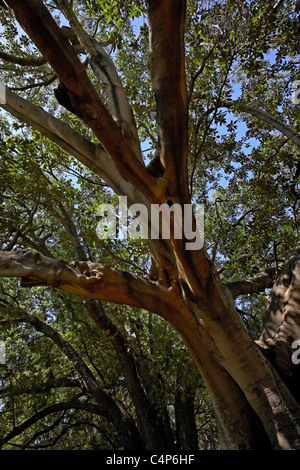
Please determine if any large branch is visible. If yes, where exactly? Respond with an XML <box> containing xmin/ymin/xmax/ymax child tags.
<box><xmin>0</xmin><ymin>250</ymin><xmax>174</xmax><ymax>315</ymax></box>
<box><xmin>224</xmin><ymin>101</ymin><xmax>300</xmax><ymax>150</ymax></box>
<box><xmin>147</xmin><ymin>0</ymin><xmax>189</xmax><ymax>201</ymax></box>
<box><xmin>0</xmin><ymin>398</ymin><xmax>107</xmax><ymax>448</ymax></box>
<box><xmin>0</xmin><ymin>50</ymin><xmax>46</xmax><ymax>66</ymax></box>
<box><xmin>0</xmin><ymin>86</ymin><xmax>147</xmax><ymax>204</ymax></box>
<box><xmin>0</xmin><ymin>88</ymin><xmax>175</xmax><ymax>278</ymax></box>
<box><xmin>54</xmin><ymin>0</ymin><xmax>143</xmax><ymax>162</ymax></box>
<box><xmin>5</xmin><ymin>0</ymin><xmax>161</xmax><ymax>203</ymax></box>
<box><xmin>226</xmin><ymin>268</ymin><xmax>277</xmax><ymax>299</ymax></box>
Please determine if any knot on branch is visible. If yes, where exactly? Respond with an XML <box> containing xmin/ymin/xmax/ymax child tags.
<box><xmin>69</xmin><ymin>261</ymin><xmax>103</xmax><ymax>283</ymax></box>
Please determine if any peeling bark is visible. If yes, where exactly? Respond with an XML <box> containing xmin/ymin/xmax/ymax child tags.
<box><xmin>258</xmin><ymin>238</ymin><xmax>300</xmax><ymax>403</ymax></box>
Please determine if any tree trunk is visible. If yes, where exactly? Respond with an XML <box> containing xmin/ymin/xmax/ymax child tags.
<box><xmin>175</xmin><ymin>364</ymin><xmax>199</xmax><ymax>450</ymax></box>
<box><xmin>258</xmin><ymin>237</ymin><xmax>300</xmax><ymax>405</ymax></box>
<box><xmin>171</xmin><ymin>279</ymin><xmax>300</xmax><ymax>449</ymax></box>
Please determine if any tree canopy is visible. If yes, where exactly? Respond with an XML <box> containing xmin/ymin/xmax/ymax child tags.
<box><xmin>0</xmin><ymin>0</ymin><xmax>300</xmax><ymax>450</ymax></box>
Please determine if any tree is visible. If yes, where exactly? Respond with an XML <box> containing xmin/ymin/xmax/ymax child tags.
<box><xmin>0</xmin><ymin>0</ymin><xmax>300</xmax><ymax>450</ymax></box>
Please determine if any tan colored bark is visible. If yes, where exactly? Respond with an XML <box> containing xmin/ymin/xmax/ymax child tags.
<box><xmin>258</xmin><ymin>238</ymin><xmax>300</xmax><ymax>387</ymax></box>
<box><xmin>5</xmin><ymin>0</ymin><xmax>162</xmax><ymax>203</ymax></box>
<box><xmin>0</xmin><ymin>309</ymin><xmax>144</xmax><ymax>450</ymax></box>
<box><xmin>147</xmin><ymin>0</ymin><xmax>189</xmax><ymax>201</ymax></box>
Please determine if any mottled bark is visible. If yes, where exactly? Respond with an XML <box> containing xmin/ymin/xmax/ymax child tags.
<box><xmin>258</xmin><ymin>238</ymin><xmax>300</xmax><ymax>403</ymax></box>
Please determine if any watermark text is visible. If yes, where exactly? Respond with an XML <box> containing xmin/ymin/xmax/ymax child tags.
<box><xmin>0</xmin><ymin>81</ymin><xmax>6</xmax><ymax>104</ymax></box>
<box><xmin>291</xmin><ymin>80</ymin><xmax>300</xmax><ymax>105</ymax></box>
<box><xmin>0</xmin><ymin>340</ymin><xmax>6</xmax><ymax>365</ymax></box>
<box><xmin>96</xmin><ymin>197</ymin><xmax>204</xmax><ymax>250</ymax></box>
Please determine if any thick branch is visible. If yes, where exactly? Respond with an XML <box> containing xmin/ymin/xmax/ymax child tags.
<box><xmin>0</xmin><ymin>250</ymin><xmax>174</xmax><ymax>316</ymax></box>
<box><xmin>226</xmin><ymin>268</ymin><xmax>277</xmax><ymax>299</ymax></box>
<box><xmin>0</xmin><ymin>50</ymin><xmax>46</xmax><ymax>66</ymax></box>
<box><xmin>6</xmin><ymin>0</ymin><xmax>160</xmax><ymax>202</ymax></box>
<box><xmin>147</xmin><ymin>0</ymin><xmax>189</xmax><ymax>200</ymax></box>
<box><xmin>224</xmin><ymin>101</ymin><xmax>300</xmax><ymax>150</ymax></box>
<box><xmin>0</xmin><ymin>398</ymin><xmax>116</xmax><ymax>448</ymax></box>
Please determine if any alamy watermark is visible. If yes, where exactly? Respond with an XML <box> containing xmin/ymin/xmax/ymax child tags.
<box><xmin>0</xmin><ymin>341</ymin><xmax>6</xmax><ymax>365</ymax></box>
<box><xmin>0</xmin><ymin>81</ymin><xmax>6</xmax><ymax>104</ymax></box>
<box><xmin>292</xmin><ymin>340</ymin><xmax>300</xmax><ymax>365</ymax></box>
<box><xmin>96</xmin><ymin>196</ymin><xmax>204</xmax><ymax>250</ymax></box>
<box><xmin>291</xmin><ymin>80</ymin><xmax>300</xmax><ymax>105</ymax></box>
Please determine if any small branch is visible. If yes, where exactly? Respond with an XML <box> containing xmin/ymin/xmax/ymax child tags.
<box><xmin>0</xmin><ymin>50</ymin><xmax>46</xmax><ymax>66</ymax></box>
<box><xmin>226</xmin><ymin>268</ymin><xmax>278</xmax><ymax>299</ymax></box>
<box><xmin>84</xmin><ymin>299</ymin><xmax>165</xmax><ymax>446</ymax></box>
<box><xmin>1</xmin><ymin>87</ymin><xmax>101</xmax><ymax>175</ymax></box>
<box><xmin>10</xmin><ymin>74</ymin><xmax>57</xmax><ymax>91</ymax></box>
<box><xmin>0</xmin><ymin>398</ymin><xmax>108</xmax><ymax>448</ymax></box>
<box><xmin>0</xmin><ymin>86</ymin><xmax>147</xmax><ymax>204</ymax></box>
<box><xmin>58</xmin><ymin>203</ymin><xmax>87</xmax><ymax>261</ymax></box>
<box><xmin>190</xmin><ymin>55</ymin><xmax>234</xmax><ymax>196</ymax></box>
<box><xmin>223</xmin><ymin>101</ymin><xmax>300</xmax><ymax>151</ymax></box>
<box><xmin>0</xmin><ymin>302</ymin><xmax>143</xmax><ymax>449</ymax></box>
